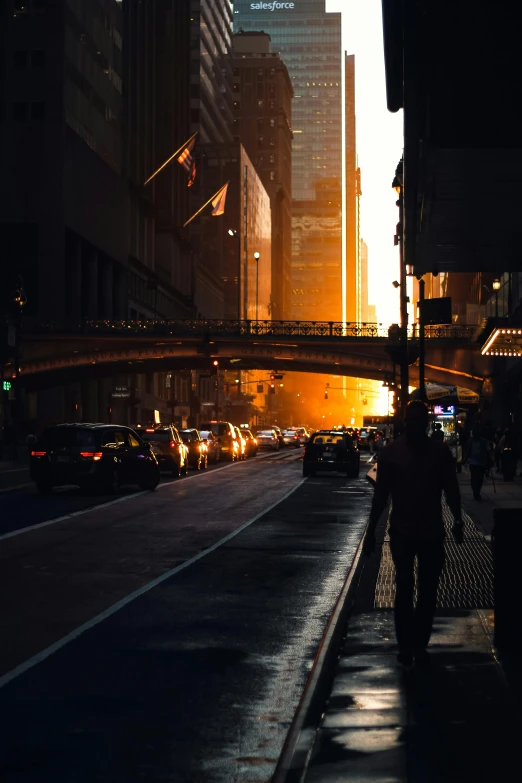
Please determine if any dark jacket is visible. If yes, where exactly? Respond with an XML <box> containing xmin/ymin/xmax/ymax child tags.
<box><xmin>369</xmin><ymin>434</ymin><xmax>461</xmax><ymax>539</ymax></box>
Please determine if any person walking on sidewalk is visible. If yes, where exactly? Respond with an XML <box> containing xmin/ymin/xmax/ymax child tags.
<box><xmin>465</xmin><ymin>424</ymin><xmax>493</xmax><ymax>499</ymax></box>
<box><xmin>362</xmin><ymin>400</ymin><xmax>463</xmax><ymax>667</ymax></box>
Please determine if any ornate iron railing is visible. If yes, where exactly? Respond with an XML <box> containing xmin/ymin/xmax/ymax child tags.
<box><xmin>33</xmin><ymin>319</ymin><xmax>478</xmax><ymax>341</ymax></box>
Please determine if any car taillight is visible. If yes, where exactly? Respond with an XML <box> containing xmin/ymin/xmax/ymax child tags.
<box><xmin>31</xmin><ymin>450</ymin><xmax>46</xmax><ymax>457</ymax></box>
<box><xmin>80</xmin><ymin>451</ymin><xmax>103</xmax><ymax>461</ymax></box>
<box><xmin>170</xmin><ymin>441</ymin><xmax>175</xmax><ymax>448</ymax></box>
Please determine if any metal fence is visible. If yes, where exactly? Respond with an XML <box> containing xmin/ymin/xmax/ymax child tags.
<box><xmin>34</xmin><ymin>319</ymin><xmax>478</xmax><ymax>341</ymax></box>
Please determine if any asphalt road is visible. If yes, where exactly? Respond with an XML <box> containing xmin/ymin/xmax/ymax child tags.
<box><xmin>0</xmin><ymin>451</ymin><xmax>373</xmax><ymax>783</ymax></box>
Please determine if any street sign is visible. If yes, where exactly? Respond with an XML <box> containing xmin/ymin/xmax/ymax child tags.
<box><xmin>112</xmin><ymin>385</ymin><xmax>130</xmax><ymax>398</ymax></box>
<box><xmin>273</xmin><ymin>374</ymin><xmax>283</xmax><ymax>380</ymax></box>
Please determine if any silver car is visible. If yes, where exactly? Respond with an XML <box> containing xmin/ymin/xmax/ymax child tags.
<box><xmin>256</xmin><ymin>430</ymin><xmax>280</xmax><ymax>450</ymax></box>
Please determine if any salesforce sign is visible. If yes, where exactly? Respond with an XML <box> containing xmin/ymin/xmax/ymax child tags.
<box><xmin>250</xmin><ymin>2</ymin><xmax>296</xmax><ymax>10</ymax></box>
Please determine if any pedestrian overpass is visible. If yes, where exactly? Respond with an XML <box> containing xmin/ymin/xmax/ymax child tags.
<box><xmin>14</xmin><ymin>319</ymin><xmax>488</xmax><ymax>393</ymax></box>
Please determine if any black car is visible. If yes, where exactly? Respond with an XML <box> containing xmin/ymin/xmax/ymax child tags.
<box><xmin>199</xmin><ymin>421</ymin><xmax>240</xmax><ymax>461</ymax></box>
<box><xmin>303</xmin><ymin>430</ymin><xmax>360</xmax><ymax>478</ymax></box>
<box><xmin>30</xmin><ymin>423</ymin><xmax>160</xmax><ymax>494</ymax></box>
<box><xmin>136</xmin><ymin>424</ymin><xmax>189</xmax><ymax>477</ymax></box>
<box><xmin>180</xmin><ymin>428</ymin><xmax>208</xmax><ymax>470</ymax></box>
<box><xmin>199</xmin><ymin>430</ymin><xmax>221</xmax><ymax>463</ymax></box>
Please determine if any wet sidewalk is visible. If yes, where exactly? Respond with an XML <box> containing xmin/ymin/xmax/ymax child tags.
<box><xmin>300</xmin><ymin>485</ymin><xmax>522</xmax><ymax>782</ymax></box>
<box><xmin>457</xmin><ymin>460</ymin><xmax>522</xmax><ymax>537</ymax></box>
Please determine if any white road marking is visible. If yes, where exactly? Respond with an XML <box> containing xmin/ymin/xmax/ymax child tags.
<box><xmin>0</xmin><ymin>478</ymin><xmax>305</xmax><ymax>690</ymax></box>
<box><xmin>0</xmin><ymin>456</ymin><xmax>266</xmax><ymax>542</ymax></box>
<box><xmin>0</xmin><ymin>483</ymin><xmax>33</xmax><ymax>495</ymax></box>
<box><xmin>0</xmin><ymin>467</ymin><xmax>29</xmax><ymax>474</ymax></box>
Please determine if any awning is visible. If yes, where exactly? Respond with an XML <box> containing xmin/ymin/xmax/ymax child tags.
<box><xmin>411</xmin><ymin>383</ymin><xmax>480</xmax><ymax>405</ymax></box>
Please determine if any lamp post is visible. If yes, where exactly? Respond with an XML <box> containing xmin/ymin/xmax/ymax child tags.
<box><xmin>228</xmin><ymin>229</ymin><xmax>241</xmax><ymax>321</ymax></box>
<box><xmin>253</xmin><ymin>252</ymin><xmax>260</xmax><ymax>321</ymax></box>
<box><xmin>493</xmin><ymin>278</ymin><xmax>501</xmax><ymax>318</ymax></box>
<box><xmin>392</xmin><ymin>158</ymin><xmax>409</xmax><ymax>418</ymax></box>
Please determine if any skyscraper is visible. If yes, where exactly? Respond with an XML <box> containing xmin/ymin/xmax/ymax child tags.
<box><xmin>233</xmin><ymin>0</ymin><xmax>342</xmax><ymax>320</ymax></box>
<box><xmin>231</xmin><ymin>31</ymin><xmax>293</xmax><ymax>318</ymax></box>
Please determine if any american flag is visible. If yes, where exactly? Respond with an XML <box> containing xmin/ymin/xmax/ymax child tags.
<box><xmin>177</xmin><ymin>136</ymin><xmax>196</xmax><ymax>187</ymax></box>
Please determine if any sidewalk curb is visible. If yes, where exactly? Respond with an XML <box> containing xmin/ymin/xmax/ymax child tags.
<box><xmin>272</xmin><ymin>526</ymin><xmax>369</xmax><ymax>782</ymax></box>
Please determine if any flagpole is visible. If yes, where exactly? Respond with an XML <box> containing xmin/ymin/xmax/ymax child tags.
<box><xmin>144</xmin><ymin>132</ymin><xmax>198</xmax><ymax>186</ymax></box>
<box><xmin>183</xmin><ymin>182</ymin><xmax>230</xmax><ymax>228</ymax></box>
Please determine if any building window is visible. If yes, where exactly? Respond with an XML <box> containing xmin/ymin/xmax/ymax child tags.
<box><xmin>13</xmin><ymin>50</ymin><xmax>28</xmax><ymax>69</ymax></box>
<box><xmin>233</xmin><ymin>100</ymin><xmax>240</xmax><ymax>110</ymax></box>
<box><xmin>256</xmin><ymin>155</ymin><xmax>263</xmax><ymax>166</ymax></box>
<box><xmin>257</xmin><ymin>136</ymin><xmax>264</xmax><ymax>147</ymax></box>
<box><xmin>13</xmin><ymin>1</ymin><xmax>29</xmax><ymax>13</ymax></box>
<box><xmin>30</xmin><ymin>101</ymin><xmax>45</xmax><ymax>120</ymax></box>
<box><xmin>257</xmin><ymin>100</ymin><xmax>264</xmax><ymax>109</ymax></box>
<box><xmin>31</xmin><ymin>49</ymin><xmax>45</xmax><ymax>68</ymax></box>
<box><xmin>269</xmin><ymin>67</ymin><xmax>276</xmax><ymax>76</ymax></box>
<box><xmin>269</xmin><ymin>153</ymin><xmax>276</xmax><ymax>164</ymax></box>
<box><xmin>233</xmin><ymin>82</ymin><xmax>240</xmax><ymax>92</ymax></box>
<box><xmin>270</xmin><ymin>170</ymin><xmax>275</xmax><ymax>180</ymax></box>
<box><xmin>257</xmin><ymin>68</ymin><xmax>264</xmax><ymax>77</ymax></box>
<box><xmin>269</xmin><ymin>118</ymin><xmax>275</xmax><ymax>127</ymax></box>
<box><xmin>13</xmin><ymin>102</ymin><xmax>27</xmax><ymax>121</ymax></box>
<box><xmin>269</xmin><ymin>136</ymin><xmax>275</xmax><ymax>146</ymax></box>
<box><xmin>233</xmin><ymin>67</ymin><xmax>239</xmax><ymax>76</ymax></box>
<box><xmin>268</xmin><ymin>82</ymin><xmax>276</xmax><ymax>97</ymax></box>
<box><xmin>257</xmin><ymin>82</ymin><xmax>264</xmax><ymax>99</ymax></box>
<box><xmin>257</xmin><ymin>118</ymin><xmax>263</xmax><ymax>130</ymax></box>
<box><xmin>268</xmin><ymin>99</ymin><xmax>276</xmax><ymax>110</ymax></box>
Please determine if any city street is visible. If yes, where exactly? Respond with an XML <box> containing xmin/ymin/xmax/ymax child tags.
<box><xmin>0</xmin><ymin>452</ymin><xmax>372</xmax><ymax>782</ymax></box>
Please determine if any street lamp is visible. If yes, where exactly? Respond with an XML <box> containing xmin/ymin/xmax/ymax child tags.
<box><xmin>493</xmin><ymin>278</ymin><xmax>501</xmax><ymax>318</ymax></box>
<box><xmin>253</xmin><ymin>252</ymin><xmax>260</xmax><ymax>322</ymax></box>
<box><xmin>392</xmin><ymin>157</ymin><xmax>409</xmax><ymax>416</ymax></box>
<box><xmin>228</xmin><ymin>229</ymin><xmax>241</xmax><ymax>320</ymax></box>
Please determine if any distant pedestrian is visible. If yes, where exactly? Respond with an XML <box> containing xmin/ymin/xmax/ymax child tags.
<box><xmin>498</xmin><ymin>429</ymin><xmax>518</xmax><ymax>481</ymax></box>
<box><xmin>465</xmin><ymin>424</ymin><xmax>493</xmax><ymax>500</ymax></box>
<box><xmin>363</xmin><ymin>400</ymin><xmax>463</xmax><ymax>667</ymax></box>
<box><xmin>431</xmin><ymin>422</ymin><xmax>444</xmax><ymax>442</ymax></box>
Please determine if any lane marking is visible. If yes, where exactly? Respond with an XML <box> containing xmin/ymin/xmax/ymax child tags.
<box><xmin>0</xmin><ymin>483</ymin><xmax>33</xmax><ymax>495</ymax></box>
<box><xmin>0</xmin><ymin>453</ymin><xmax>290</xmax><ymax>542</ymax></box>
<box><xmin>0</xmin><ymin>478</ymin><xmax>305</xmax><ymax>690</ymax></box>
<box><xmin>0</xmin><ymin>467</ymin><xmax>30</xmax><ymax>474</ymax></box>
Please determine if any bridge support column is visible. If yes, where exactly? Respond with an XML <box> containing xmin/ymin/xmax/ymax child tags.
<box><xmin>99</xmin><ymin>261</ymin><xmax>113</xmax><ymax>320</ymax></box>
<box><xmin>83</xmin><ymin>248</ymin><xmax>99</xmax><ymax>320</ymax></box>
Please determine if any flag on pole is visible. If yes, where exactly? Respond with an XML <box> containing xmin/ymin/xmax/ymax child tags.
<box><xmin>183</xmin><ymin>182</ymin><xmax>230</xmax><ymax>227</ymax></box>
<box><xmin>143</xmin><ymin>132</ymin><xmax>198</xmax><ymax>186</ymax></box>
<box><xmin>211</xmin><ymin>183</ymin><xmax>228</xmax><ymax>216</ymax></box>
<box><xmin>177</xmin><ymin>135</ymin><xmax>197</xmax><ymax>187</ymax></box>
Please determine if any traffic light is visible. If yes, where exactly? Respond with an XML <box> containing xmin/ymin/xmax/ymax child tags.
<box><xmin>269</xmin><ymin>382</ymin><xmax>276</xmax><ymax>394</ymax></box>
<box><xmin>324</xmin><ymin>390</ymin><xmax>328</xmax><ymax>400</ymax></box>
<box><xmin>270</xmin><ymin>374</ymin><xmax>275</xmax><ymax>381</ymax></box>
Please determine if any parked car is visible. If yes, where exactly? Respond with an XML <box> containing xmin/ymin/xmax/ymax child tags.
<box><xmin>135</xmin><ymin>424</ymin><xmax>188</xmax><ymax>477</ymax></box>
<box><xmin>241</xmin><ymin>429</ymin><xmax>258</xmax><ymax>458</ymax></box>
<box><xmin>199</xmin><ymin>430</ymin><xmax>221</xmax><ymax>463</ymax></box>
<box><xmin>234</xmin><ymin>426</ymin><xmax>247</xmax><ymax>459</ymax></box>
<box><xmin>199</xmin><ymin>421</ymin><xmax>240</xmax><ymax>461</ymax></box>
<box><xmin>303</xmin><ymin>430</ymin><xmax>360</xmax><ymax>478</ymax></box>
<box><xmin>256</xmin><ymin>429</ymin><xmax>280</xmax><ymax>450</ymax></box>
<box><xmin>180</xmin><ymin>428</ymin><xmax>208</xmax><ymax>470</ymax></box>
<box><xmin>30</xmin><ymin>423</ymin><xmax>160</xmax><ymax>494</ymax></box>
<box><xmin>282</xmin><ymin>429</ymin><xmax>301</xmax><ymax>448</ymax></box>
<box><xmin>270</xmin><ymin>425</ymin><xmax>285</xmax><ymax>448</ymax></box>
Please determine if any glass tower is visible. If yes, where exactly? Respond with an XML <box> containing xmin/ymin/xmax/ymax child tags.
<box><xmin>233</xmin><ymin>0</ymin><xmax>342</xmax><ymax>320</ymax></box>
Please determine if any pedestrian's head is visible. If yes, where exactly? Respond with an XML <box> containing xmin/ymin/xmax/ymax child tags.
<box><xmin>404</xmin><ymin>400</ymin><xmax>429</xmax><ymax>439</ymax></box>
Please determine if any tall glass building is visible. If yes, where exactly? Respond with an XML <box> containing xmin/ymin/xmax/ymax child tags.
<box><xmin>233</xmin><ymin>0</ymin><xmax>343</xmax><ymax>320</ymax></box>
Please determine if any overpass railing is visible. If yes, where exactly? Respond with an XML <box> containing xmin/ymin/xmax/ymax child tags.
<box><xmin>35</xmin><ymin>319</ymin><xmax>478</xmax><ymax>341</ymax></box>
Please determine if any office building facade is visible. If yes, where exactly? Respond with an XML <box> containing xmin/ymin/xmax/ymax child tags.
<box><xmin>233</xmin><ymin>0</ymin><xmax>343</xmax><ymax>321</ymax></box>
<box><xmin>231</xmin><ymin>31</ymin><xmax>293</xmax><ymax>319</ymax></box>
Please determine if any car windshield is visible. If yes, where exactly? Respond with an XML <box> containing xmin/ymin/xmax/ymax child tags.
<box><xmin>258</xmin><ymin>431</ymin><xmax>274</xmax><ymax>436</ymax></box>
<box><xmin>312</xmin><ymin>433</ymin><xmax>345</xmax><ymax>446</ymax></box>
<box><xmin>180</xmin><ymin>431</ymin><xmax>196</xmax><ymax>442</ymax></box>
<box><xmin>39</xmin><ymin>427</ymin><xmax>96</xmax><ymax>448</ymax></box>
<box><xmin>201</xmin><ymin>423</ymin><xmax>229</xmax><ymax>436</ymax></box>
<box><xmin>199</xmin><ymin>431</ymin><xmax>212</xmax><ymax>439</ymax></box>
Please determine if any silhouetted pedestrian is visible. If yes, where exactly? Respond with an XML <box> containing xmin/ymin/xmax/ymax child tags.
<box><xmin>363</xmin><ymin>400</ymin><xmax>463</xmax><ymax>667</ymax></box>
<box><xmin>431</xmin><ymin>422</ymin><xmax>444</xmax><ymax>442</ymax></box>
<box><xmin>465</xmin><ymin>424</ymin><xmax>493</xmax><ymax>500</ymax></box>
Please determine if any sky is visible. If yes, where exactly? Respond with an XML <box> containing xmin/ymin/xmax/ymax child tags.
<box><xmin>326</xmin><ymin>0</ymin><xmax>404</xmax><ymax>325</ymax></box>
